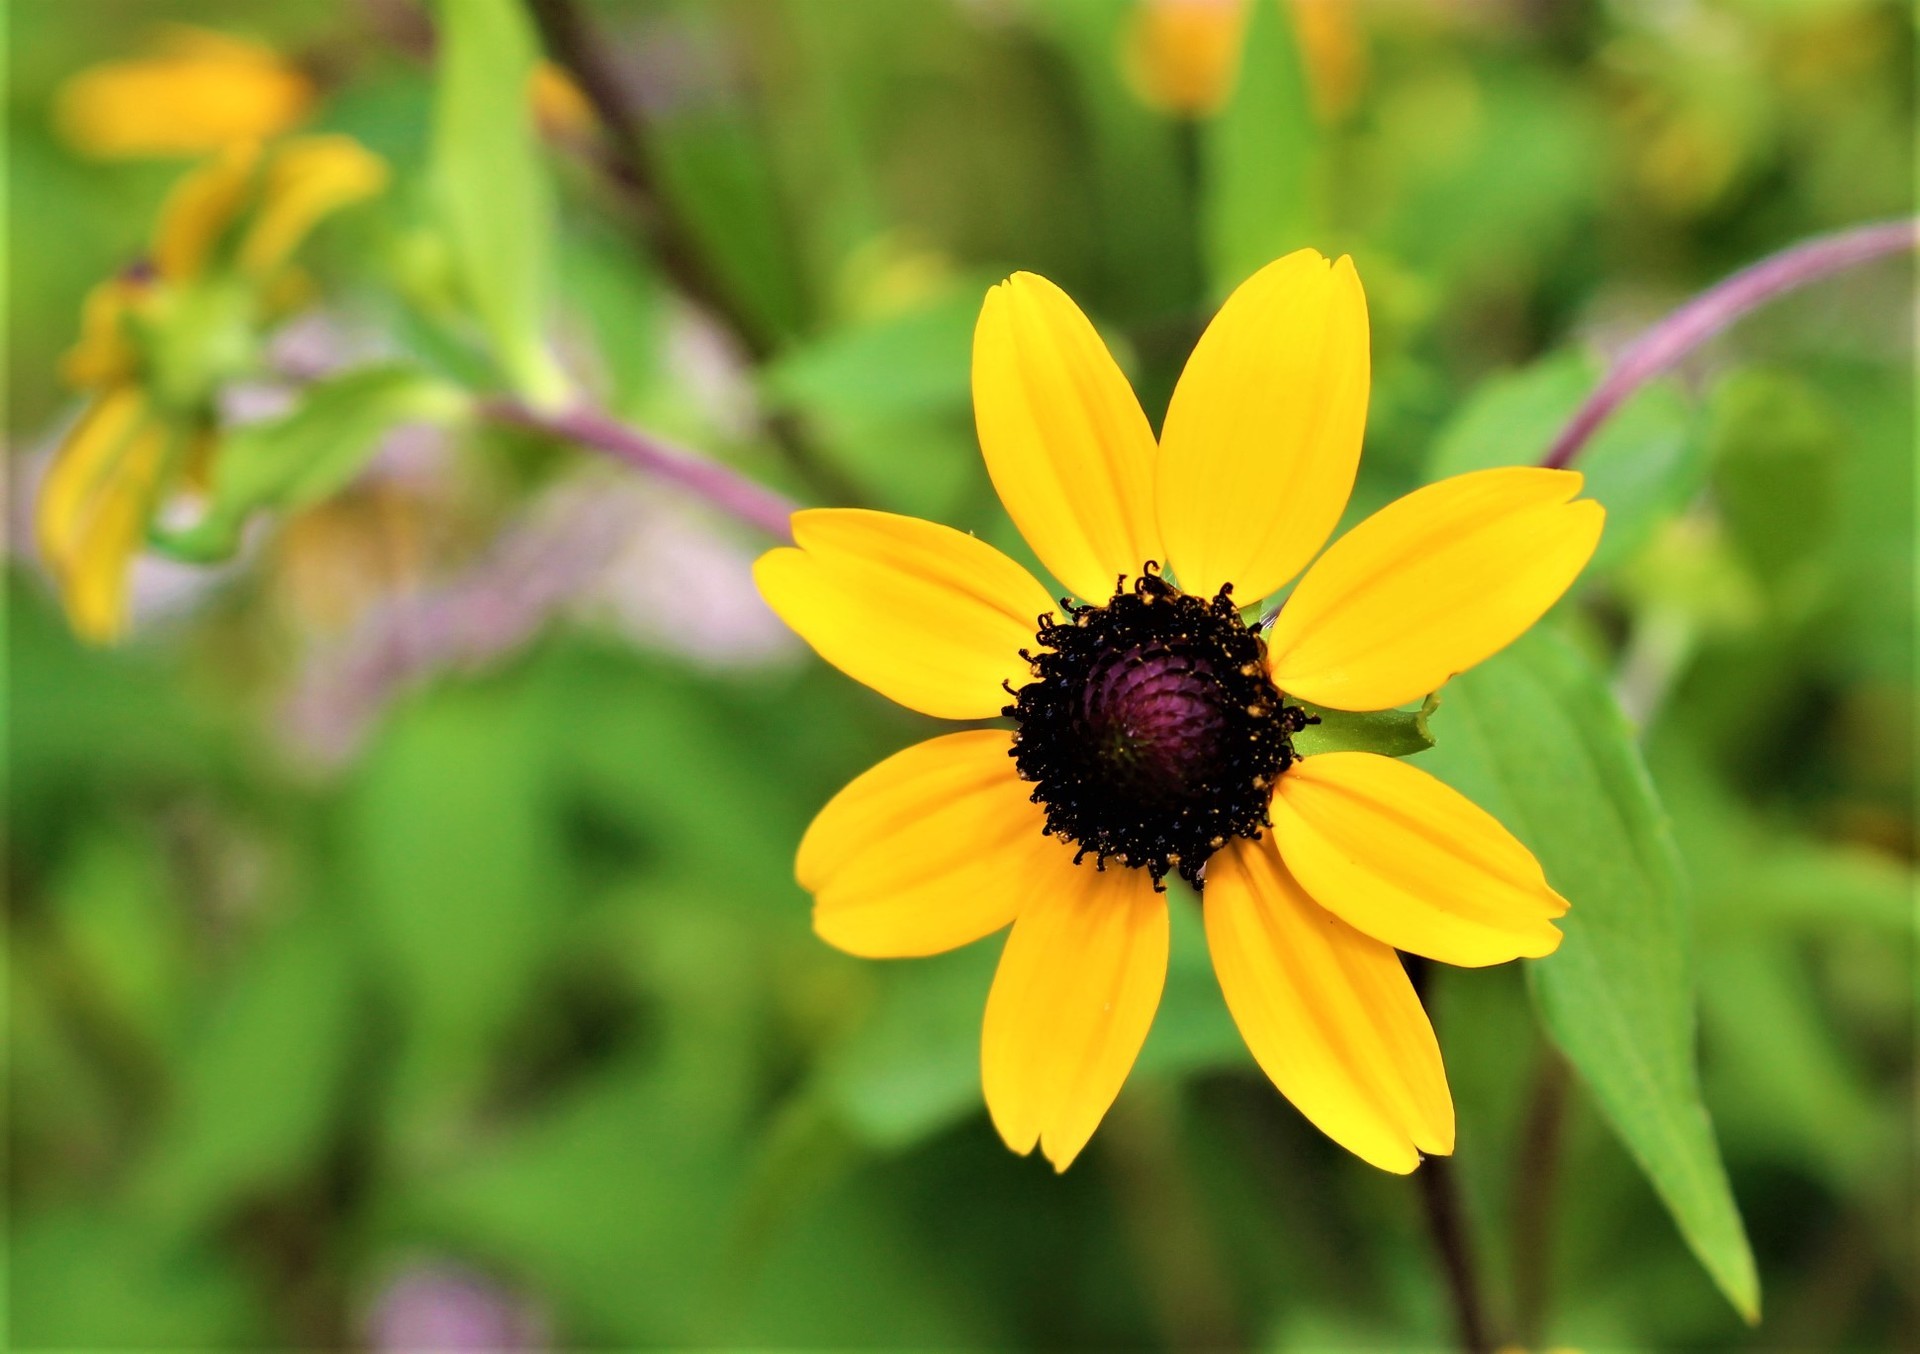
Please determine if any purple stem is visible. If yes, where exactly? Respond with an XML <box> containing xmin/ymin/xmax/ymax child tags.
<box><xmin>482</xmin><ymin>400</ymin><xmax>801</xmax><ymax>541</ymax></box>
<box><xmin>1542</xmin><ymin>218</ymin><xmax>1916</xmax><ymax>469</ymax></box>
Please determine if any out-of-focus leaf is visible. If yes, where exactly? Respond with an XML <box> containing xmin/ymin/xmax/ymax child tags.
<box><xmin>1200</xmin><ymin>0</ymin><xmax>1319</xmax><ymax>297</ymax></box>
<box><xmin>431</xmin><ymin>0</ymin><xmax>569</xmax><ymax>403</ymax></box>
<box><xmin>136</xmin><ymin>910</ymin><xmax>359</xmax><ymax>1227</ymax></box>
<box><xmin>348</xmin><ymin>682</ymin><xmax>566</xmax><ymax>1144</ymax></box>
<box><xmin>1706</xmin><ymin>368</ymin><xmax>1839</xmax><ymax>595</ymax></box>
<box><xmin>9</xmin><ymin>1207</ymin><xmax>267</xmax><ymax>1349</ymax></box>
<box><xmin>822</xmin><ymin>941</ymin><xmax>993</xmax><ymax>1152</ymax></box>
<box><xmin>387</xmin><ymin>1062</ymin><xmax>739</xmax><ymax>1344</ymax></box>
<box><xmin>1426</xmin><ymin>349</ymin><xmax>1706</xmax><ymax>571</ymax></box>
<box><xmin>1699</xmin><ymin>940</ymin><xmax>1890</xmax><ymax>1194</ymax></box>
<box><xmin>7</xmin><ymin>587</ymin><xmax>227</xmax><ymax>848</ymax></box>
<box><xmin>760</xmin><ymin>289</ymin><xmax>984</xmax><ymax>517</ymax></box>
<box><xmin>50</xmin><ymin>826</ymin><xmax>187</xmax><ymax>1050</ymax></box>
<box><xmin>1376</xmin><ymin>64</ymin><xmax>1601</xmax><ymax>290</ymax></box>
<box><xmin>644</xmin><ymin>12</ymin><xmax>806</xmax><ymax>347</ymax></box>
<box><xmin>152</xmin><ymin>365</ymin><xmax>462</xmax><ymax>562</ymax></box>
<box><xmin>1036</xmin><ymin>0</ymin><xmax>1197</xmax><ymax>321</ymax></box>
<box><xmin>558</xmin><ymin>231</ymin><xmax>671</xmax><ymax>424</ymax></box>
<box><xmin>761</xmin><ymin>289</ymin><xmax>978</xmax><ymax>425</ymax></box>
<box><xmin>1420</xmin><ymin>627</ymin><xmax>1759</xmax><ymax>1322</ymax></box>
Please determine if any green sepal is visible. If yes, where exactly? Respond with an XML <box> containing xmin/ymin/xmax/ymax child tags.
<box><xmin>150</xmin><ymin>365</ymin><xmax>467</xmax><ymax>564</ymax></box>
<box><xmin>1292</xmin><ymin>693</ymin><xmax>1440</xmax><ymax>759</ymax></box>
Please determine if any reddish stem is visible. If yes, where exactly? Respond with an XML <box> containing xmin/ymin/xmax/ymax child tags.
<box><xmin>482</xmin><ymin>400</ymin><xmax>799</xmax><ymax>542</ymax></box>
<box><xmin>1542</xmin><ymin>218</ymin><xmax>1916</xmax><ymax>469</ymax></box>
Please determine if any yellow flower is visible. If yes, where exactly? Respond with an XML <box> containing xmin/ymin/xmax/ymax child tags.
<box><xmin>54</xmin><ymin>27</ymin><xmax>315</xmax><ymax>160</ymax></box>
<box><xmin>37</xmin><ymin>136</ymin><xmax>388</xmax><ymax>643</ymax></box>
<box><xmin>1123</xmin><ymin>0</ymin><xmax>1365</xmax><ymax>121</ymax></box>
<box><xmin>754</xmin><ymin>250</ymin><xmax>1604</xmax><ymax>1173</ymax></box>
<box><xmin>529</xmin><ymin>61</ymin><xmax>598</xmax><ymax>141</ymax></box>
<box><xmin>35</xmin><ymin>389</ymin><xmax>174</xmax><ymax>642</ymax></box>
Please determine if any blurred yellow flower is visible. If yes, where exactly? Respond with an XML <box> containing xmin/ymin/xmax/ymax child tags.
<box><xmin>1123</xmin><ymin>0</ymin><xmax>1365</xmax><ymax>121</ymax></box>
<box><xmin>54</xmin><ymin>27</ymin><xmax>315</xmax><ymax>159</ymax></box>
<box><xmin>36</xmin><ymin>389</ymin><xmax>175</xmax><ymax>643</ymax></box>
<box><xmin>37</xmin><ymin>136</ymin><xmax>388</xmax><ymax>643</ymax></box>
<box><xmin>1124</xmin><ymin>0</ymin><xmax>1247</xmax><ymax>117</ymax></box>
<box><xmin>757</xmin><ymin>250</ymin><xmax>1602</xmax><ymax>1172</ymax></box>
<box><xmin>529</xmin><ymin>60</ymin><xmax>598</xmax><ymax>141</ymax></box>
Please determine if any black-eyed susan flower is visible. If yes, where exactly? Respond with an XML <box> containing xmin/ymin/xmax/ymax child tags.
<box><xmin>755</xmin><ymin>250</ymin><xmax>1603</xmax><ymax>1173</ymax></box>
<box><xmin>54</xmin><ymin>27</ymin><xmax>315</xmax><ymax>160</ymax></box>
<box><xmin>38</xmin><ymin>135</ymin><xmax>387</xmax><ymax>642</ymax></box>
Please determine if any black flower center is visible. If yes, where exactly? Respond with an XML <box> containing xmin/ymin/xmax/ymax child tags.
<box><xmin>1005</xmin><ymin>565</ymin><xmax>1311</xmax><ymax>890</ymax></box>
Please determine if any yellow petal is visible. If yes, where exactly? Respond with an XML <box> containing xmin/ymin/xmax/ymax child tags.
<box><xmin>238</xmin><ymin>135</ymin><xmax>389</xmax><ymax>279</ymax></box>
<box><xmin>61</xmin><ymin>275</ymin><xmax>149</xmax><ymax>390</ymax></box>
<box><xmin>152</xmin><ymin>140</ymin><xmax>263</xmax><ymax>282</ymax></box>
<box><xmin>972</xmin><ymin>272</ymin><xmax>1162</xmax><ymax>603</ymax></box>
<box><xmin>53</xmin><ymin>28</ymin><xmax>313</xmax><ymax>161</ymax></box>
<box><xmin>1206</xmin><ymin>833</ymin><xmax>1453</xmax><ymax>1172</ymax></box>
<box><xmin>754</xmin><ymin>508</ymin><xmax>1055</xmax><ymax>720</ymax></box>
<box><xmin>1158</xmin><ymin>250</ymin><xmax>1370</xmax><ymax>603</ymax></box>
<box><xmin>1271</xmin><ymin>752</ymin><xmax>1567</xmax><ymax>967</ymax></box>
<box><xmin>530</xmin><ymin>61</ymin><xmax>598</xmax><ymax>140</ymax></box>
<box><xmin>981</xmin><ymin>859</ymin><xmax>1167</xmax><ymax>1171</ymax></box>
<box><xmin>1267</xmin><ymin>467</ymin><xmax>1604</xmax><ymax>711</ymax></box>
<box><xmin>800</xmin><ymin>731</ymin><xmax>1055</xmax><ymax>958</ymax></box>
<box><xmin>36</xmin><ymin>390</ymin><xmax>172</xmax><ymax>644</ymax></box>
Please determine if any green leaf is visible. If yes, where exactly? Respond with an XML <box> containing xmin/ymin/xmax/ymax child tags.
<box><xmin>1419</xmin><ymin>627</ymin><xmax>1760</xmax><ymax>1322</ymax></box>
<box><xmin>347</xmin><ymin>682</ymin><xmax>568</xmax><ymax>1146</ymax></box>
<box><xmin>1036</xmin><ymin>0</ymin><xmax>1197</xmax><ymax>319</ymax></box>
<box><xmin>151</xmin><ymin>365</ymin><xmax>461</xmax><ymax>562</ymax></box>
<box><xmin>1425</xmin><ymin>349</ymin><xmax>1706</xmax><ymax>571</ymax></box>
<box><xmin>1294</xmin><ymin>696</ymin><xmax>1438</xmax><ymax>759</ymax></box>
<box><xmin>431</xmin><ymin>0</ymin><xmax>570</xmax><ymax>403</ymax></box>
<box><xmin>10</xmin><ymin>1206</ymin><xmax>266</xmax><ymax>1349</ymax></box>
<box><xmin>1199</xmin><ymin>0</ymin><xmax>1320</xmax><ymax>298</ymax></box>
<box><xmin>135</xmin><ymin>910</ymin><xmax>359</xmax><ymax>1229</ymax></box>
<box><xmin>761</xmin><ymin>289</ymin><xmax>979</xmax><ymax>425</ymax></box>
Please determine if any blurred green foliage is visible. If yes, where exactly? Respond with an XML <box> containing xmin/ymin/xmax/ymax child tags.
<box><xmin>7</xmin><ymin>0</ymin><xmax>1913</xmax><ymax>1349</ymax></box>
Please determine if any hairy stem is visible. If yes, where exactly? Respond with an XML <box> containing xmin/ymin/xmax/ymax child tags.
<box><xmin>1419</xmin><ymin>1157</ymin><xmax>1498</xmax><ymax>1354</ymax></box>
<box><xmin>1543</xmin><ymin>218</ymin><xmax>1915</xmax><ymax>469</ymax></box>
<box><xmin>482</xmin><ymin>399</ymin><xmax>798</xmax><ymax>541</ymax></box>
<box><xmin>1405</xmin><ymin>956</ymin><xmax>1500</xmax><ymax>1352</ymax></box>
<box><xmin>1510</xmin><ymin>1047</ymin><xmax>1572</xmax><ymax>1348</ymax></box>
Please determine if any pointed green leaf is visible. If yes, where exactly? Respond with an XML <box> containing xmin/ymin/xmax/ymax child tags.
<box><xmin>1420</xmin><ymin>628</ymin><xmax>1760</xmax><ymax>1322</ymax></box>
<box><xmin>149</xmin><ymin>365</ymin><xmax>461</xmax><ymax>562</ymax></box>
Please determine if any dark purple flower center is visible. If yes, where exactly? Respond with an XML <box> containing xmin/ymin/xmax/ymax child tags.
<box><xmin>1005</xmin><ymin>566</ymin><xmax>1309</xmax><ymax>890</ymax></box>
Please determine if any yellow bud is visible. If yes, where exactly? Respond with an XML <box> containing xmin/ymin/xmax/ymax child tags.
<box><xmin>1123</xmin><ymin>0</ymin><xmax>1248</xmax><ymax>117</ymax></box>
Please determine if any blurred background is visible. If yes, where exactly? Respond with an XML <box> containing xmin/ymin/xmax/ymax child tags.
<box><xmin>6</xmin><ymin>0</ymin><xmax>1914</xmax><ymax>1348</ymax></box>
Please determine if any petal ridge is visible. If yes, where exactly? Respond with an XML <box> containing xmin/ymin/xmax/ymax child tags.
<box><xmin>801</xmin><ymin>730</ymin><xmax>1050</xmax><ymax>958</ymax></box>
<box><xmin>972</xmin><ymin>273</ymin><xmax>1161</xmax><ymax>601</ymax></box>
<box><xmin>1207</xmin><ymin>833</ymin><xmax>1454</xmax><ymax>1172</ymax></box>
<box><xmin>1268</xmin><ymin>467</ymin><xmax>1603</xmax><ymax>711</ymax></box>
<box><xmin>981</xmin><ymin>860</ymin><xmax>1167</xmax><ymax>1170</ymax></box>
<box><xmin>1271</xmin><ymin>751</ymin><xmax>1567</xmax><ymax>967</ymax></box>
<box><xmin>754</xmin><ymin>508</ymin><xmax>1055</xmax><ymax>720</ymax></box>
<box><xmin>1158</xmin><ymin>250</ymin><xmax>1370</xmax><ymax>602</ymax></box>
